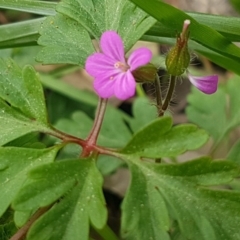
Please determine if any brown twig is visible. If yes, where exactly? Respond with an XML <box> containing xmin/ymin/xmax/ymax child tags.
<box><xmin>10</xmin><ymin>205</ymin><xmax>52</xmax><ymax>240</ymax></box>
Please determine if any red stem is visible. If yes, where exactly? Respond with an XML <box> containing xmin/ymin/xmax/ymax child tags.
<box><xmin>87</xmin><ymin>98</ymin><xmax>108</xmax><ymax>145</ymax></box>
<box><xmin>10</xmin><ymin>206</ymin><xmax>52</xmax><ymax>240</ymax></box>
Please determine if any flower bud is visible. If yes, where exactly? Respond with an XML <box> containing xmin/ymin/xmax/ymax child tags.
<box><xmin>165</xmin><ymin>20</ymin><xmax>191</xmax><ymax>76</ymax></box>
<box><xmin>132</xmin><ymin>63</ymin><xmax>158</xmax><ymax>83</ymax></box>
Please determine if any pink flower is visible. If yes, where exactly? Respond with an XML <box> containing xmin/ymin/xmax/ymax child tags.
<box><xmin>188</xmin><ymin>73</ymin><xmax>218</xmax><ymax>94</ymax></box>
<box><xmin>85</xmin><ymin>31</ymin><xmax>152</xmax><ymax>100</ymax></box>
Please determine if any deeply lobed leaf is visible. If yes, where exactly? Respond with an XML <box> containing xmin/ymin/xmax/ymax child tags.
<box><xmin>0</xmin><ymin>146</ymin><xmax>59</xmax><ymax>218</ymax></box>
<box><xmin>121</xmin><ymin>156</ymin><xmax>240</xmax><ymax>239</ymax></box>
<box><xmin>13</xmin><ymin>159</ymin><xmax>107</xmax><ymax>240</ymax></box>
<box><xmin>122</xmin><ymin>116</ymin><xmax>208</xmax><ymax>158</ymax></box>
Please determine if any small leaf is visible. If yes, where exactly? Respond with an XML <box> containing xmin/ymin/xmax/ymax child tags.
<box><xmin>13</xmin><ymin>159</ymin><xmax>107</xmax><ymax>240</ymax></box>
<box><xmin>122</xmin><ymin>117</ymin><xmax>208</xmax><ymax>158</ymax></box>
<box><xmin>0</xmin><ymin>146</ymin><xmax>59</xmax><ymax>217</ymax></box>
<box><xmin>121</xmin><ymin>156</ymin><xmax>240</xmax><ymax>239</ymax></box>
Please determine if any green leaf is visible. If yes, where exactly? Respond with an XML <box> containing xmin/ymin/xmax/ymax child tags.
<box><xmin>57</xmin><ymin>0</ymin><xmax>156</xmax><ymax>52</ymax></box>
<box><xmin>0</xmin><ymin>59</ymin><xmax>58</xmax><ymax>144</ymax></box>
<box><xmin>13</xmin><ymin>159</ymin><xmax>107</xmax><ymax>240</ymax></box>
<box><xmin>129</xmin><ymin>0</ymin><xmax>240</xmax><ymax>61</ymax></box>
<box><xmin>121</xmin><ymin>156</ymin><xmax>240</xmax><ymax>239</ymax></box>
<box><xmin>186</xmin><ymin>76</ymin><xmax>240</xmax><ymax>145</ymax></box>
<box><xmin>122</xmin><ymin>117</ymin><xmax>208</xmax><ymax>158</ymax></box>
<box><xmin>0</xmin><ymin>58</ymin><xmax>47</xmax><ymax>124</ymax></box>
<box><xmin>0</xmin><ymin>99</ymin><xmax>45</xmax><ymax>145</ymax></box>
<box><xmin>37</xmin><ymin>13</ymin><xmax>95</xmax><ymax>66</ymax></box>
<box><xmin>0</xmin><ymin>0</ymin><xmax>56</xmax><ymax>15</ymax></box>
<box><xmin>0</xmin><ymin>146</ymin><xmax>59</xmax><ymax>218</ymax></box>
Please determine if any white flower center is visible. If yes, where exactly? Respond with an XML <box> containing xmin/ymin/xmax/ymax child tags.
<box><xmin>114</xmin><ymin>61</ymin><xmax>129</xmax><ymax>72</ymax></box>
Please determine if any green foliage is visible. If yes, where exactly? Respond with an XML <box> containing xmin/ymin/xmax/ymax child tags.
<box><xmin>129</xmin><ymin>97</ymin><xmax>157</xmax><ymax>133</ymax></box>
<box><xmin>0</xmin><ymin>0</ymin><xmax>240</xmax><ymax>239</ymax></box>
<box><xmin>0</xmin><ymin>147</ymin><xmax>59</xmax><ymax>217</ymax></box>
<box><xmin>121</xmin><ymin>156</ymin><xmax>240</xmax><ymax>239</ymax></box>
<box><xmin>57</xmin><ymin>0</ymin><xmax>156</xmax><ymax>51</ymax></box>
<box><xmin>0</xmin><ymin>59</ymin><xmax>55</xmax><ymax>145</ymax></box>
<box><xmin>129</xmin><ymin>0</ymin><xmax>240</xmax><ymax>60</ymax></box>
<box><xmin>37</xmin><ymin>0</ymin><xmax>156</xmax><ymax>65</ymax></box>
<box><xmin>187</xmin><ymin>76</ymin><xmax>240</xmax><ymax>148</ymax></box>
<box><xmin>122</xmin><ymin>116</ymin><xmax>208</xmax><ymax>158</ymax></box>
<box><xmin>13</xmin><ymin>159</ymin><xmax>107</xmax><ymax>240</ymax></box>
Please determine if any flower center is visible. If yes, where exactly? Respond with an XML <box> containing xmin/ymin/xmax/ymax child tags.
<box><xmin>114</xmin><ymin>61</ymin><xmax>129</xmax><ymax>72</ymax></box>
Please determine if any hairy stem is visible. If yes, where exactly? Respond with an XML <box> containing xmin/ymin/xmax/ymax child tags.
<box><xmin>87</xmin><ymin>98</ymin><xmax>108</xmax><ymax>145</ymax></box>
<box><xmin>162</xmin><ymin>75</ymin><xmax>176</xmax><ymax>113</ymax></box>
<box><xmin>154</xmin><ymin>73</ymin><xmax>163</xmax><ymax>117</ymax></box>
<box><xmin>80</xmin><ymin>98</ymin><xmax>108</xmax><ymax>157</ymax></box>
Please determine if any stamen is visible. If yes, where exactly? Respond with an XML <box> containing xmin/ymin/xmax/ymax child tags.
<box><xmin>114</xmin><ymin>61</ymin><xmax>129</xmax><ymax>72</ymax></box>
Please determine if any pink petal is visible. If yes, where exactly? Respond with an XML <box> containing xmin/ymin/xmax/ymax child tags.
<box><xmin>128</xmin><ymin>48</ymin><xmax>152</xmax><ymax>71</ymax></box>
<box><xmin>93</xmin><ymin>73</ymin><xmax>117</xmax><ymax>98</ymax></box>
<box><xmin>85</xmin><ymin>53</ymin><xmax>120</xmax><ymax>77</ymax></box>
<box><xmin>100</xmin><ymin>31</ymin><xmax>125</xmax><ymax>63</ymax></box>
<box><xmin>114</xmin><ymin>71</ymin><xmax>136</xmax><ymax>100</ymax></box>
<box><xmin>188</xmin><ymin>74</ymin><xmax>218</xmax><ymax>94</ymax></box>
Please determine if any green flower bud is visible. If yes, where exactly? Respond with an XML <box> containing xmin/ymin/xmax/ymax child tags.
<box><xmin>165</xmin><ymin>19</ymin><xmax>191</xmax><ymax>76</ymax></box>
<box><xmin>132</xmin><ymin>63</ymin><xmax>158</xmax><ymax>83</ymax></box>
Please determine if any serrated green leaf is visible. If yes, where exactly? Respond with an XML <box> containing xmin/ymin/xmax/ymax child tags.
<box><xmin>121</xmin><ymin>163</ymin><xmax>170</xmax><ymax>240</ymax></box>
<box><xmin>0</xmin><ymin>146</ymin><xmax>59</xmax><ymax>218</ymax></box>
<box><xmin>13</xmin><ymin>159</ymin><xmax>107</xmax><ymax>240</ymax></box>
<box><xmin>37</xmin><ymin>14</ymin><xmax>95</xmax><ymax>66</ymax></box>
<box><xmin>121</xmin><ymin>156</ymin><xmax>240</xmax><ymax>239</ymax></box>
<box><xmin>122</xmin><ymin>117</ymin><xmax>208</xmax><ymax>158</ymax></box>
<box><xmin>0</xmin><ymin>59</ymin><xmax>56</xmax><ymax>144</ymax></box>
<box><xmin>57</xmin><ymin>0</ymin><xmax>156</xmax><ymax>52</ymax></box>
<box><xmin>0</xmin><ymin>58</ymin><xmax>47</xmax><ymax>123</ymax></box>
